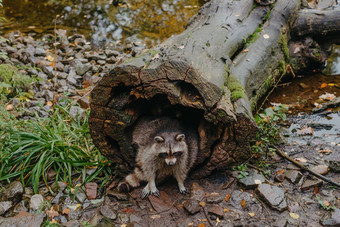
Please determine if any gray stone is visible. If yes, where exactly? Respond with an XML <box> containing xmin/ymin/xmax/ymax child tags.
<box><xmin>38</xmin><ymin>186</ymin><xmax>50</xmax><ymax>196</ymax></box>
<box><xmin>329</xmin><ymin>160</ymin><xmax>340</xmax><ymax>173</ymax></box>
<box><xmin>105</xmin><ymin>49</ymin><xmax>120</xmax><ymax>57</ymax></box>
<box><xmin>0</xmin><ymin>201</ymin><xmax>13</xmax><ymax>216</ymax></box>
<box><xmin>76</xmin><ymin>189</ymin><xmax>87</xmax><ymax>203</ymax></box>
<box><xmin>51</xmin><ymin>181</ymin><xmax>67</xmax><ymax>192</ymax></box>
<box><xmin>208</xmin><ymin>206</ymin><xmax>224</xmax><ymax>218</ymax></box>
<box><xmin>35</xmin><ymin>47</ymin><xmax>46</xmax><ymax>56</ymax></box>
<box><xmin>284</xmin><ymin>170</ymin><xmax>303</xmax><ymax>184</ymax></box>
<box><xmin>0</xmin><ymin>212</ymin><xmax>45</xmax><ymax>227</ymax></box>
<box><xmin>69</xmin><ymin>106</ymin><xmax>85</xmax><ymax>121</ymax></box>
<box><xmin>70</xmin><ymin>59</ymin><xmax>91</xmax><ymax>76</ymax></box>
<box><xmin>183</xmin><ymin>199</ymin><xmax>201</xmax><ymax>215</ymax></box>
<box><xmin>67</xmin><ymin>207</ymin><xmax>82</xmax><ymax>220</ymax></box>
<box><xmin>42</xmin><ymin>90</ymin><xmax>54</xmax><ymax>102</ymax></box>
<box><xmin>238</xmin><ymin>171</ymin><xmax>265</xmax><ymax>189</ymax></box>
<box><xmin>2</xmin><ymin>181</ymin><xmax>23</xmax><ymax>200</ymax></box>
<box><xmin>129</xmin><ymin>214</ymin><xmax>142</xmax><ymax>223</ymax></box>
<box><xmin>30</xmin><ymin>194</ymin><xmax>44</xmax><ymax>210</ymax></box>
<box><xmin>119</xmin><ymin>214</ymin><xmax>130</xmax><ymax>223</ymax></box>
<box><xmin>320</xmin><ymin>208</ymin><xmax>340</xmax><ymax>226</ymax></box>
<box><xmin>13</xmin><ymin>200</ymin><xmax>28</xmax><ymax>213</ymax></box>
<box><xmin>42</xmin><ymin>65</ymin><xmax>54</xmax><ymax>78</ymax></box>
<box><xmin>97</xmin><ymin>60</ymin><xmax>106</xmax><ymax>65</ymax></box>
<box><xmin>107</xmin><ymin>56</ymin><xmax>118</xmax><ymax>64</ymax></box>
<box><xmin>301</xmin><ymin>179</ymin><xmax>323</xmax><ymax>191</ymax></box>
<box><xmin>52</xmin><ymin>191</ymin><xmax>64</xmax><ymax>204</ymax></box>
<box><xmin>80</xmin><ymin>209</ymin><xmax>99</xmax><ymax>222</ymax></box>
<box><xmin>256</xmin><ymin>184</ymin><xmax>287</xmax><ymax>212</ymax></box>
<box><xmin>4</xmin><ymin>46</ymin><xmax>17</xmax><ymax>54</ymax></box>
<box><xmin>100</xmin><ymin>205</ymin><xmax>117</xmax><ymax>220</ymax></box>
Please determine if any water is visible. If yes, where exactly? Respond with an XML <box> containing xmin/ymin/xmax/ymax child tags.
<box><xmin>323</xmin><ymin>44</ymin><xmax>340</xmax><ymax>75</ymax></box>
<box><xmin>0</xmin><ymin>0</ymin><xmax>204</xmax><ymax>47</ymax></box>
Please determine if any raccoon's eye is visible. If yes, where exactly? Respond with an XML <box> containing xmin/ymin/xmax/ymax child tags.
<box><xmin>158</xmin><ymin>153</ymin><xmax>167</xmax><ymax>158</ymax></box>
<box><xmin>174</xmin><ymin>152</ymin><xmax>183</xmax><ymax>157</ymax></box>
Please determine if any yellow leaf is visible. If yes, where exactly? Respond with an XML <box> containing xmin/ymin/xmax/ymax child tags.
<box><xmin>224</xmin><ymin>208</ymin><xmax>230</xmax><ymax>212</ymax></box>
<box><xmin>225</xmin><ymin>194</ymin><xmax>231</xmax><ymax>202</ymax></box>
<box><xmin>199</xmin><ymin>202</ymin><xmax>206</xmax><ymax>207</ymax></box>
<box><xmin>289</xmin><ymin>212</ymin><xmax>300</xmax><ymax>219</ymax></box>
<box><xmin>328</xmin><ymin>83</ymin><xmax>335</xmax><ymax>87</ymax></box>
<box><xmin>46</xmin><ymin>55</ymin><xmax>54</xmax><ymax>62</ymax></box>
<box><xmin>197</xmin><ymin>224</ymin><xmax>206</xmax><ymax>227</ymax></box>
<box><xmin>248</xmin><ymin>212</ymin><xmax>255</xmax><ymax>217</ymax></box>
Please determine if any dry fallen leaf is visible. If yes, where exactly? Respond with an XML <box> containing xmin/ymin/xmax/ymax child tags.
<box><xmin>313</xmin><ymin>187</ymin><xmax>319</xmax><ymax>195</ymax></box>
<box><xmin>199</xmin><ymin>202</ymin><xmax>206</xmax><ymax>207</ymax></box>
<box><xmin>46</xmin><ymin>207</ymin><xmax>59</xmax><ymax>219</ymax></box>
<box><xmin>323</xmin><ymin>200</ymin><xmax>330</xmax><ymax>207</ymax></box>
<box><xmin>320</xmin><ymin>82</ymin><xmax>328</xmax><ymax>89</ymax></box>
<box><xmin>314</xmin><ymin>102</ymin><xmax>322</xmax><ymax>108</ymax></box>
<box><xmin>277</xmin><ymin>169</ymin><xmax>285</xmax><ymax>175</ymax></box>
<box><xmin>254</xmin><ymin>179</ymin><xmax>262</xmax><ymax>185</ymax></box>
<box><xmin>289</xmin><ymin>212</ymin><xmax>300</xmax><ymax>219</ymax></box>
<box><xmin>297</xmin><ymin>127</ymin><xmax>314</xmax><ymax>136</ymax></box>
<box><xmin>249</xmin><ymin>212</ymin><xmax>255</xmax><ymax>217</ymax></box>
<box><xmin>62</xmin><ymin>208</ymin><xmax>71</xmax><ymax>215</ymax></box>
<box><xmin>225</xmin><ymin>194</ymin><xmax>231</xmax><ymax>202</ymax></box>
<box><xmin>224</xmin><ymin>208</ymin><xmax>230</xmax><ymax>212</ymax></box>
<box><xmin>241</xmin><ymin>199</ymin><xmax>246</xmax><ymax>208</ymax></box>
<box><xmin>197</xmin><ymin>223</ymin><xmax>206</xmax><ymax>227</ymax></box>
<box><xmin>5</xmin><ymin>104</ymin><xmax>13</xmax><ymax>111</ymax></box>
<box><xmin>328</xmin><ymin>83</ymin><xmax>335</xmax><ymax>87</ymax></box>
<box><xmin>46</xmin><ymin>55</ymin><xmax>54</xmax><ymax>62</ymax></box>
<box><xmin>318</xmin><ymin>150</ymin><xmax>333</xmax><ymax>154</ymax></box>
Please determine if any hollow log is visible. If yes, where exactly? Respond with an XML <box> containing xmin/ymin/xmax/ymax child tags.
<box><xmin>89</xmin><ymin>0</ymin><xmax>339</xmax><ymax>177</ymax></box>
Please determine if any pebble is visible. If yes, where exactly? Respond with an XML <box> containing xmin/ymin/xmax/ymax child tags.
<box><xmin>284</xmin><ymin>170</ymin><xmax>303</xmax><ymax>184</ymax></box>
<box><xmin>208</xmin><ymin>206</ymin><xmax>224</xmax><ymax>218</ymax></box>
<box><xmin>311</xmin><ymin>165</ymin><xmax>329</xmax><ymax>175</ymax></box>
<box><xmin>2</xmin><ymin>181</ymin><xmax>24</xmax><ymax>200</ymax></box>
<box><xmin>0</xmin><ymin>201</ymin><xmax>13</xmax><ymax>215</ymax></box>
<box><xmin>256</xmin><ymin>184</ymin><xmax>287</xmax><ymax>212</ymax></box>
<box><xmin>100</xmin><ymin>205</ymin><xmax>117</xmax><ymax>220</ymax></box>
<box><xmin>30</xmin><ymin>194</ymin><xmax>44</xmax><ymax>210</ymax></box>
<box><xmin>183</xmin><ymin>199</ymin><xmax>201</xmax><ymax>215</ymax></box>
<box><xmin>301</xmin><ymin>179</ymin><xmax>323</xmax><ymax>191</ymax></box>
<box><xmin>238</xmin><ymin>171</ymin><xmax>265</xmax><ymax>189</ymax></box>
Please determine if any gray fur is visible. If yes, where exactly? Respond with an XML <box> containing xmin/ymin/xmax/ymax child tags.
<box><xmin>118</xmin><ymin>117</ymin><xmax>198</xmax><ymax>198</ymax></box>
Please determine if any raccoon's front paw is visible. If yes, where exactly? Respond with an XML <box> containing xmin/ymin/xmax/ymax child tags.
<box><xmin>179</xmin><ymin>185</ymin><xmax>188</xmax><ymax>194</ymax></box>
<box><xmin>141</xmin><ymin>186</ymin><xmax>150</xmax><ymax>199</ymax></box>
<box><xmin>150</xmin><ymin>188</ymin><xmax>160</xmax><ymax>197</ymax></box>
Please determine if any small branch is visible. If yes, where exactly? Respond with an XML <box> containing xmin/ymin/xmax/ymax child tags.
<box><xmin>202</xmin><ymin>206</ymin><xmax>214</xmax><ymax>227</ymax></box>
<box><xmin>274</xmin><ymin>147</ymin><xmax>340</xmax><ymax>188</ymax></box>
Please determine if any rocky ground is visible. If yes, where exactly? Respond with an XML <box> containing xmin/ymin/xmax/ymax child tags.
<box><xmin>0</xmin><ymin>31</ymin><xmax>340</xmax><ymax>227</ymax></box>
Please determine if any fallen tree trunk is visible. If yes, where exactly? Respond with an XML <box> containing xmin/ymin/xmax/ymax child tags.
<box><xmin>89</xmin><ymin>0</ymin><xmax>339</xmax><ymax>177</ymax></box>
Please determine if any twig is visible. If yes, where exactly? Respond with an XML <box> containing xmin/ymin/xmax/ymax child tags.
<box><xmin>274</xmin><ymin>147</ymin><xmax>340</xmax><ymax>188</ymax></box>
<box><xmin>254</xmin><ymin>194</ymin><xmax>271</xmax><ymax>217</ymax></box>
<box><xmin>202</xmin><ymin>206</ymin><xmax>214</xmax><ymax>227</ymax></box>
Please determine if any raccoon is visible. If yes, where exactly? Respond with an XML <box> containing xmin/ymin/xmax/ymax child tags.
<box><xmin>118</xmin><ymin>117</ymin><xmax>198</xmax><ymax>198</ymax></box>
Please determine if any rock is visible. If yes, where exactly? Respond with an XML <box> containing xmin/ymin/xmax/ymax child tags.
<box><xmin>78</xmin><ymin>96</ymin><xmax>90</xmax><ymax>109</ymax></box>
<box><xmin>75</xmin><ymin>189</ymin><xmax>87</xmax><ymax>203</ymax></box>
<box><xmin>70</xmin><ymin>59</ymin><xmax>91</xmax><ymax>76</ymax></box>
<box><xmin>183</xmin><ymin>199</ymin><xmax>201</xmax><ymax>215</ymax></box>
<box><xmin>256</xmin><ymin>184</ymin><xmax>287</xmax><ymax>212</ymax></box>
<box><xmin>69</xmin><ymin>106</ymin><xmax>85</xmax><ymax>120</ymax></box>
<box><xmin>67</xmin><ymin>206</ymin><xmax>82</xmax><ymax>220</ymax></box>
<box><xmin>105</xmin><ymin>49</ymin><xmax>120</xmax><ymax>57</ymax></box>
<box><xmin>238</xmin><ymin>171</ymin><xmax>265</xmax><ymax>189</ymax></box>
<box><xmin>119</xmin><ymin>213</ymin><xmax>130</xmax><ymax>223</ymax></box>
<box><xmin>229</xmin><ymin>190</ymin><xmax>253</xmax><ymax>210</ymax></box>
<box><xmin>107</xmin><ymin>190</ymin><xmax>129</xmax><ymax>201</ymax></box>
<box><xmin>320</xmin><ymin>208</ymin><xmax>340</xmax><ymax>226</ymax></box>
<box><xmin>208</xmin><ymin>206</ymin><xmax>224</xmax><ymax>218</ymax></box>
<box><xmin>329</xmin><ymin>160</ymin><xmax>340</xmax><ymax>172</ymax></box>
<box><xmin>0</xmin><ymin>201</ymin><xmax>13</xmax><ymax>216</ymax></box>
<box><xmin>80</xmin><ymin>209</ymin><xmax>99</xmax><ymax>222</ymax></box>
<box><xmin>100</xmin><ymin>205</ymin><xmax>117</xmax><ymax>220</ymax></box>
<box><xmin>89</xmin><ymin>212</ymin><xmax>103</xmax><ymax>226</ymax></box>
<box><xmin>284</xmin><ymin>170</ymin><xmax>303</xmax><ymax>184</ymax></box>
<box><xmin>286</xmin><ymin>163</ymin><xmax>300</xmax><ymax>170</ymax></box>
<box><xmin>52</xmin><ymin>191</ymin><xmax>64</xmax><ymax>204</ymax></box>
<box><xmin>51</xmin><ymin>181</ymin><xmax>67</xmax><ymax>192</ymax></box>
<box><xmin>148</xmin><ymin>191</ymin><xmax>173</xmax><ymax>212</ymax></box>
<box><xmin>85</xmin><ymin>182</ymin><xmax>98</xmax><ymax>200</ymax></box>
<box><xmin>2</xmin><ymin>181</ymin><xmax>24</xmax><ymax>200</ymax></box>
<box><xmin>63</xmin><ymin>220</ymin><xmax>81</xmax><ymax>227</ymax></box>
<box><xmin>97</xmin><ymin>217</ymin><xmax>116</xmax><ymax>227</ymax></box>
<box><xmin>129</xmin><ymin>214</ymin><xmax>142</xmax><ymax>223</ymax></box>
<box><xmin>301</xmin><ymin>179</ymin><xmax>323</xmax><ymax>191</ymax></box>
<box><xmin>97</xmin><ymin>60</ymin><xmax>106</xmax><ymax>65</ymax></box>
<box><xmin>38</xmin><ymin>186</ymin><xmax>49</xmax><ymax>196</ymax></box>
<box><xmin>0</xmin><ymin>212</ymin><xmax>45</xmax><ymax>227</ymax></box>
<box><xmin>30</xmin><ymin>194</ymin><xmax>44</xmax><ymax>210</ymax></box>
<box><xmin>42</xmin><ymin>90</ymin><xmax>54</xmax><ymax>102</ymax></box>
<box><xmin>190</xmin><ymin>183</ymin><xmax>205</xmax><ymax>201</ymax></box>
<box><xmin>13</xmin><ymin>200</ymin><xmax>28</xmax><ymax>213</ymax></box>
<box><xmin>107</xmin><ymin>56</ymin><xmax>118</xmax><ymax>64</ymax></box>
<box><xmin>67</xmin><ymin>69</ymin><xmax>79</xmax><ymax>86</ymax></box>
<box><xmin>35</xmin><ymin>47</ymin><xmax>46</xmax><ymax>56</ymax></box>
<box><xmin>275</xmin><ymin>172</ymin><xmax>285</xmax><ymax>182</ymax></box>
<box><xmin>42</xmin><ymin>65</ymin><xmax>54</xmax><ymax>78</ymax></box>
<box><xmin>206</xmin><ymin>192</ymin><xmax>223</xmax><ymax>203</ymax></box>
<box><xmin>311</xmin><ymin>165</ymin><xmax>329</xmax><ymax>175</ymax></box>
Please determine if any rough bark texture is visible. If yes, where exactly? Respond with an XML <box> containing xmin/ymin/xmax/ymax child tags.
<box><xmin>89</xmin><ymin>0</ymin><xmax>339</xmax><ymax>177</ymax></box>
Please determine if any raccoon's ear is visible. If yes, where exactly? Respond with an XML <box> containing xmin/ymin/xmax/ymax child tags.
<box><xmin>154</xmin><ymin>136</ymin><xmax>164</xmax><ymax>143</ymax></box>
<box><xmin>175</xmin><ymin>134</ymin><xmax>185</xmax><ymax>141</ymax></box>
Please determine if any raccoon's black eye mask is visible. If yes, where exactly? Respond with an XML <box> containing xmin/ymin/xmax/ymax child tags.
<box><xmin>174</xmin><ymin>152</ymin><xmax>183</xmax><ymax>157</ymax></box>
<box><xmin>158</xmin><ymin>153</ymin><xmax>167</xmax><ymax>158</ymax></box>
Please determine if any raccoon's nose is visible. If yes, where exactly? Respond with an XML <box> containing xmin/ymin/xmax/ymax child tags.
<box><xmin>169</xmin><ymin>161</ymin><xmax>175</xmax><ymax>166</ymax></box>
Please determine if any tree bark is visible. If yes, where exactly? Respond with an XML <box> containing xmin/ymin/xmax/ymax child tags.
<box><xmin>89</xmin><ymin>0</ymin><xmax>339</xmax><ymax>177</ymax></box>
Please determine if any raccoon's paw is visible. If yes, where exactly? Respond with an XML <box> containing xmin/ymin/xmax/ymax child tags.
<box><xmin>179</xmin><ymin>186</ymin><xmax>188</xmax><ymax>194</ymax></box>
<box><xmin>141</xmin><ymin>186</ymin><xmax>150</xmax><ymax>199</ymax></box>
<box><xmin>150</xmin><ymin>188</ymin><xmax>160</xmax><ymax>197</ymax></box>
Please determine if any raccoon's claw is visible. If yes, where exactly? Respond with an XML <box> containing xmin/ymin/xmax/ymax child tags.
<box><xmin>141</xmin><ymin>187</ymin><xmax>150</xmax><ymax>199</ymax></box>
<box><xmin>179</xmin><ymin>187</ymin><xmax>188</xmax><ymax>194</ymax></box>
<box><xmin>151</xmin><ymin>189</ymin><xmax>160</xmax><ymax>197</ymax></box>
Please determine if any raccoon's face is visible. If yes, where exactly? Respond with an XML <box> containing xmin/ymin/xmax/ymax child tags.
<box><xmin>154</xmin><ymin>133</ymin><xmax>187</xmax><ymax>166</ymax></box>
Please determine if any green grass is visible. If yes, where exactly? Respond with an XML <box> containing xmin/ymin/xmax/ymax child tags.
<box><xmin>0</xmin><ymin>64</ymin><xmax>112</xmax><ymax>194</ymax></box>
